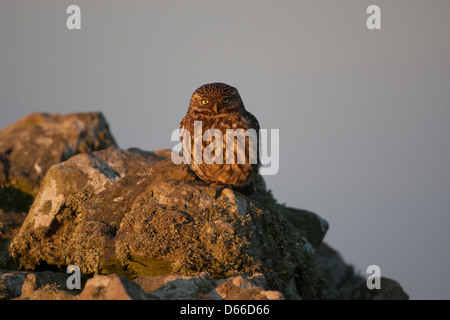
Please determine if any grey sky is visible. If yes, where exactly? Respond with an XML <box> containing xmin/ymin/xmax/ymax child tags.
<box><xmin>1</xmin><ymin>0</ymin><xmax>449</xmax><ymax>299</ymax></box>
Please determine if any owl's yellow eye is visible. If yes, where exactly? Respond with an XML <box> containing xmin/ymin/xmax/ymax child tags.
<box><xmin>222</xmin><ymin>98</ymin><xmax>231</xmax><ymax>104</ymax></box>
<box><xmin>201</xmin><ymin>99</ymin><xmax>209</xmax><ymax>105</ymax></box>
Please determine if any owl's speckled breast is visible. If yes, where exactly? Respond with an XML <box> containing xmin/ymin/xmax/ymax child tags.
<box><xmin>179</xmin><ymin>82</ymin><xmax>260</xmax><ymax>190</ymax></box>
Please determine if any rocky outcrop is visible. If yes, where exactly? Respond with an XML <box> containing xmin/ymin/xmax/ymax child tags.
<box><xmin>78</xmin><ymin>273</ymin><xmax>148</xmax><ymax>300</ymax></box>
<box><xmin>0</xmin><ymin>112</ymin><xmax>118</xmax><ymax>272</ymax></box>
<box><xmin>0</xmin><ymin>269</ymin><xmax>84</xmax><ymax>300</ymax></box>
<box><xmin>134</xmin><ymin>272</ymin><xmax>283</xmax><ymax>300</ymax></box>
<box><xmin>0</xmin><ymin>112</ymin><xmax>408</xmax><ymax>300</ymax></box>
<box><xmin>1</xmin><ymin>266</ymin><xmax>408</xmax><ymax>300</ymax></box>
<box><xmin>0</xmin><ymin>112</ymin><xmax>117</xmax><ymax>211</ymax></box>
<box><xmin>134</xmin><ymin>272</ymin><xmax>215</xmax><ymax>300</ymax></box>
<box><xmin>0</xmin><ymin>210</ymin><xmax>26</xmax><ymax>267</ymax></box>
<box><xmin>8</xmin><ymin>146</ymin><xmax>326</xmax><ymax>299</ymax></box>
<box><xmin>0</xmin><ymin>269</ymin><xmax>286</xmax><ymax>300</ymax></box>
<box><xmin>316</xmin><ymin>242</ymin><xmax>365</xmax><ymax>299</ymax></box>
<box><xmin>354</xmin><ymin>277</ymin><xmax>409</xmax><ymax>300</ymax></box>
<box><xmin>206</xmin><ymin>274</ymin><xmax>284</xmax><ymax>300</ymax></box>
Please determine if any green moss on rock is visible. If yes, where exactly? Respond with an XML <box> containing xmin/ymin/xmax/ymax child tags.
<box><xmin>9</xmin><ymin>148</ymin><xmax>327</xmax><ymax>299</ymax></box>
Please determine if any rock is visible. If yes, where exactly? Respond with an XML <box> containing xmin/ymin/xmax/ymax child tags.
<box><xmin>249</xmin><ymin>175</ymin><xmax>328</xmax><ymax>250</ymax></box>
<box><xmin>283</xmin><ymin>207</ymin><xmax>328</xmax><ymax>249</ymax></box>
<box><xmin>20</xmin><ymin>283</ymin><xmax>77</xmax><ymax>300</ymax></box>
<box><xmin>315</xmin><ymin>243</ymin><xmax>408</xmax><ymax>300</ymax></box>
<box><xmin>206</xmin><ymin>274</ymin><xmax>284</xmax><ymax>300</ymax></box>
<box><xmin>354</xmin><ymin>277</ymin><xmax>409</xmax><ymax>300</ymax></box>
<box><xmin>0</xmin><ymin>210</ymin><xmax>27</xmax><ymax>268</ymax></box>
<box><xmin>0</xmin><ymin>112</ymin><xmax>410</xmax><ymax>300</ymax></box>
<box><xmin>0</xmin><ymin>270</ymin><xmax>28</xmax><ymax>299</ymax></box>
<box><xmin>316</xmin><ymin>242</ymin><xmax>364</xmax><ymax>299</ymax></box>
<box><xmin>134</xmin><ymin>272</ymin><xmax>214</xmax><ymax>300</ymax></box>
<box><xmin>20</xmin><ymin>270</ymin><xmax>84</xmax><ymax>299</ymax></box>
<box><xmin>135</xmin><ymin>272</ymin><xmax>283</xmax><ymax>300</ymax></box>
<box><xmin>0</xmin><ymin>269</ymin><xmax>84</xmax><ymax>300</ymax></box>
<box><xmin>78</xmin><ymin>273</ymin><xmax>148</xmax><ymax>300</ymax></box>
<box><xmin>9</xmin><ymin>147</ymin><xmax>165</xmax><ymax>270</ymax></box>
<box><xmin>0</xmin><ymin>112</ymin><xmax>118</xmax><ymax>270</ymax></box>
<box><xmin>9</xmin><ymin>147</ymin><xmax>323</xmax><ymax>299</ymax></box>
<box><xmin>0</xmin><ymin>112</ymin><xmax>118</xmax><ymax>214</ymax></box>
<box><xmin>0</xmin><ymin>210</ymin><xmax>27</xmax><ymax>240</ymax></box>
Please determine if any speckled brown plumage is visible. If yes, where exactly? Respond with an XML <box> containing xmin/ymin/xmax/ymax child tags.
<box><xmin>179</xmin><ymin>83</ymin><xmax>260</xmax><ymax>194</ymax></box>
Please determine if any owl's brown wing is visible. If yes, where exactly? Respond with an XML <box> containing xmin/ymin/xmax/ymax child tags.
<box><xmin>179</xmin><ymin>112</ymin><xmax>189</xmax><ymax>130</ymax></box>
<box><xmin>179</xmin><ymin>112</ymin><xmax>195</xmax><ymax>164</ymax></box>
<box><xmin>243</xmin><ymin>110</ymin><xmax>260</xmax><ymax>132</ymax></box>
<box><xmin>242</xmin><ymin>110</ymin><xmax>260</xmax><ymax>167</ymax></box>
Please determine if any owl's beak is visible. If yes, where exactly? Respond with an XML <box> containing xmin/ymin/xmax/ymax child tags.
<box><xmin>212</xmin><ymin>105</ymin><xmax>218</xmax><ymax>114</ymax></box>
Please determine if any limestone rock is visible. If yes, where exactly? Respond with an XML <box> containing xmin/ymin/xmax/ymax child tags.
<box><xmin>354</xmin><ymin>277</ymin><xmax>409</xmax><ymax>300</ymax></box>
<box><xmin>0</xmin><ymin>112</ymin><xmax>117</xmax><ymax>213</ymax></box>
<box><xmin>20</xmin><ymin>270</ymin><xmax>84</xmax><ymax>299</ymax></box>
<box><xmin>316</xmin><ymin>242</ymin><xmax>364</xmax><ymax>299</ymax></box>
<box><xmin>249</xmin><ymin>175</ymin><xmax>328</xmax><ymax>250</ymax></box>
<box><xmin>0</xmin><ymin>210</ymin><xmax>27</xmax><ymax>268</ymax></box>
<box><xmin>0</xmin><ymin>269</ymin><xmax>81</xmax><ymax>300</ymax></box>
<box><xmin>9</xmin><ymin>147</ymin><xmax>323</xmax><ymax>299</ymax></box>
<box><xmin>134</xmin><ymin>272</ymin><xmax>214</xmax><ymax>300</ymax></box>
<box><xmin>8</xmin><ymin>147</ymin><xmax>164</xmax><ymax>270</ymax></box>
<box><xmin>283</xmin><ymin>207</ymin><xmax>328</xmax><ymax>249</ymax></box>
<box><xmin>20</xmin><ymin>283</ymin><xmax>77</xmax><ymax>300</ymax></box>
<box><xmin>135</xmin><ymin>272</ymin><xmax>283</xmax><ymax>300</ymax></box>
<box><xmin>0</xmin><ymin>270</ymin><xmax>28</xmax><ymax>299</ymax></box>
<box><xmin>206</xmin><ymin>274</ymin><xmax>284</xmax><ymax>300</ymax></box>
<box><xmin>0</xmin><ymin>112</ymin><xmax>410</xmax><ymax>300</ymax></box>
<box><xmin>78</xmin><ymin>273</ymin><xmax>148</xmax><ymax>300</ymax></box>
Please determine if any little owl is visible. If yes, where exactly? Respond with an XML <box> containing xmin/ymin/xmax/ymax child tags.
<box><xmin>179</xmin><ymin>83</ymin><xmax>260</xmax><ymax>195</ymax></box>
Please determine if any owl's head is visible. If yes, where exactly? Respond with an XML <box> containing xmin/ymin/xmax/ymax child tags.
<box><xmin>189</xmin><ymin>82</ymin><xmax>245</xmax><ymax>115</ymax></box>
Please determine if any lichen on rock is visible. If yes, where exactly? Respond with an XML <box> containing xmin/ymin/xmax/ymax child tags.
<box><xmin>0</xmin><ymin>112</ymin><xmax>118</xmax><ymax>202</ymax></box>
<box><xmin>8</xmin><ymin>146</ymin><xmax>328</xmax><ymax>299</ymax></box>
<box><xmin>0</xmin><ymin>112</ymin><xmax>410</xmax><ymax>300</ymax></box>
<box><xmin>0</xmin><ymin>112</ymin><xmax>119</xmax><ymax>270</ymax></box>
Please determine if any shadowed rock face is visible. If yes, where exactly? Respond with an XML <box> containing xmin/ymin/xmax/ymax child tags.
<box><xmin>354</xmin><ymin>277</ymin><xmax>409</xmax><ymax>300</ymax></box>
<box><xmin>8</xmin><ymin>146</ymin><xmax>327</xmax><ymax>299</ymax></box>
